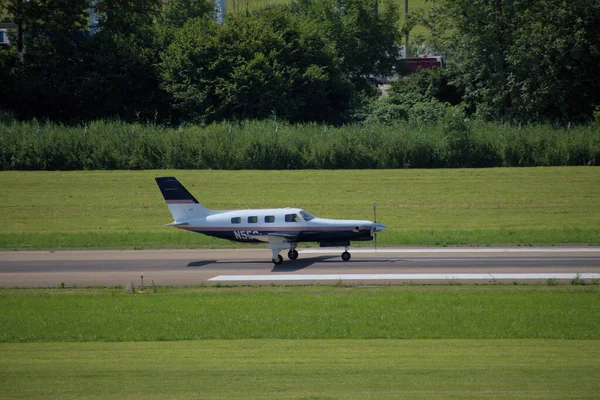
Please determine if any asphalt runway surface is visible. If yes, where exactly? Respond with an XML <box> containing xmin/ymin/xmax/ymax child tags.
<box><xmin>1</xmin><ymin>248</ymin><xmax>600</xmax><ymax>287</ymax></box>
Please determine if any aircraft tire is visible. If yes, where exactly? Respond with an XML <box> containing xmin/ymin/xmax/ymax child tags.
<box><xmin>288</xmin><ymin>249</ymin><xmax>299</xmax><ymax>260</ymax></box>
<box><xmin>341</xmin><ymin>251</ymin><xmax>351</xmax><ymax>261</ymax></box>
<box><xmin>272</xmin><ymin>255</ymin><xmax>284</xmax><ymax>265</ymax></box>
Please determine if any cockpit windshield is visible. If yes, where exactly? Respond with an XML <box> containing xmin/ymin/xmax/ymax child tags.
<box><xmin>299</xmin><ymin>210</ymin><xmax>316</xmax><ymax>221</ymax></box>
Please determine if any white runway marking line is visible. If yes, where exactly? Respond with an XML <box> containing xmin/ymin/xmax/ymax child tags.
<box><xmin>208</xmin><ymin>273</ymin><xmax>600</xmax><ymax>282</ymax></box>
<box><xmin>300</xmin><ymin>248</ymin><xmax>600</xmax><ymax>254</ymax></box>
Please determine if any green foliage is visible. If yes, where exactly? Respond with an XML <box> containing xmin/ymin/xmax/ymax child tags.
<box><xmin>91</xmin><ymin>0</ymin><xmax>162</xmax><ymax>36</ymax></box>
<box><xmin>1</xmin><ymin>119</ymin><xmax>599</xmax><ymax>170</ymax></box>
<box><xmin>570</xmin><ymin>273</ymin><xmax>585</xmax><ymax>286</ymax></box>
<box><xmin>1</xmin><ymin>0</ymin><xmax>89</xmax><ymax>52</ymax></box>
<box><xmin>160</xmin><ymin>7</ymin><xmax>355</xmax><ymax>124</ymax></box>
<box><xmin>159</xmin><ymin>0</ymin><xmax>213</xmax><ymax>28</ymax></box>
<box><xmin>0</xmin><ymin>0</ymin><xmax>405</xmax><ymax>124</ymax></box>
<box><xmin>394</xmin><ymin>66</ymin><xmax>463</xmax><ymax>106</ymax></box>
<box><xmin>0</xmin><ymin>107</ymin><xmax>16</xmax><ymax>125</ymax></box>
<box><xmin>444</xmin><ymin>0</ymin><xmax>600</xmax><ymax>123</ymax></box>
<box><xmin>290</xmin><ymin>0</ymin><xmax>401</xmax><ymax>78</ymax></box>
<box><xmin>1</xmin><ymin>0</ymin><xmax>89</xmax><ymax>121</ymax></box>
<box><xmin>0</xmin><ymin>0</ymin><xmax>170</xmax><ymax>123</ymax></box>
<box><xmin>2</xmin><ymin>0</ymin><xmax>599</xmax><ymax>126</ymax></box>
<box><xmin>81</xmin><ymin>33</ymin><xmax>169</xmax><ymax>122</ymax></box>
<box><xmin>364</xmin><ymin>67</ymin><xmax>462</xmax><ymax>127</ymax></box>
<box><xmin>407</xmin><ymin>0</ymin><xmax>453</xmax><ymax>55</ymax></box>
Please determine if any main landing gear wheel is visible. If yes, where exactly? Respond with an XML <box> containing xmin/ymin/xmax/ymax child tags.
<box><xmin>272</xmin><ymin>254</ymin><xmax>283</xmax><ymax>265</ymax></box>
<box><xmin>288</xmin><ymin>249</ymin><xmax>299</xmax><ymax>260</ymax></box>
<box><xmin>341</xmin><ymin>251</ymin><xmax>351</xmax><ymax>262</ymax></box>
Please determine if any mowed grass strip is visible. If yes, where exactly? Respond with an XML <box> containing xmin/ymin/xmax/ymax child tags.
<box><xmin>1</xmin><ymin>168</ymin><xmax>599</xmax><ymax>249</ymax></box>
<box><xmin>1</xmin><ymin>286</ymin><xmax>598</xmax><ymax>342</ymax></box>
<box><xmin>3</xmin><ymin>228</ymin><xmax>599</xmax><ymax>249</ymax></box>
<box><xmin>1</xmin><ymin>340</ymin><xmax>598</xmax><ymax>399</ymax></box>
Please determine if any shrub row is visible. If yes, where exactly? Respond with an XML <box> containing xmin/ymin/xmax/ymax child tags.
<box><xmin>1</xmin><ymin>119</ymin><xmax>599</xmax><ymax>170</ymax></box>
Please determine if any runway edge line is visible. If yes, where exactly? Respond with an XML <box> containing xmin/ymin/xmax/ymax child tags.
<box><xmin>208</xmin><ymin>273</ymin><xmax>600</xmax><ymax>282</ymax></box>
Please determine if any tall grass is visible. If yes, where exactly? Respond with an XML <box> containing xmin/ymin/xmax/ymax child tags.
<box><xmin>1</xmin><ymin>119</ymin><xmax>598</xmax><ymax>170</ymax></box>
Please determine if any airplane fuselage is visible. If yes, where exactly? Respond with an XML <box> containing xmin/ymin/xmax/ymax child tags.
<box><xmin>155</xmin><ymin>177</ymin><xmax>387</xmax><ymax>264</ymax></box>
<box><xmin>176</xmin><ymin>208</ymin><xmax>375</xmax><ymax>244</ymax></box>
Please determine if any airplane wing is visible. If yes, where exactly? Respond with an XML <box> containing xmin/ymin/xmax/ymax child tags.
<box><xmin>249</xmin><ymin>232</ymin><xmax>298</xmax><ymax>243</ymax></box>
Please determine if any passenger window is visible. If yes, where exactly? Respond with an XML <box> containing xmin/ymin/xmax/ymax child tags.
<box><xmin>231</xmin><ymin>217</ymin><xmax>241</xmax><ymax>224</ymax></box>
<box><xmin>285</xmin><ymin>214</ymin><xmax>300</xmax><ymax>223</ymax></box>
<box><xmin>265</xmin><ymin>215</ymin><xmax>275</xmax><ymax>223</ymax></box>
<box><xmin>248</xmin><ymin>216</ymin><xmax>258</xmax><ymax>223</ymax></box>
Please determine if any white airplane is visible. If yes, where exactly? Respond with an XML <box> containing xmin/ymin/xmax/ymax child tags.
<box><xmin>156</xmin><ymin>177</ymin><xmax>387</xmax><ymax>264</ymax></box>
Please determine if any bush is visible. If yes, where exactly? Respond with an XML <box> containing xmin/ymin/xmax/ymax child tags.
<box><xmin>0</xmin><ymin>119</ymin><xmax>598</xmax><ymax>170</ymax></box>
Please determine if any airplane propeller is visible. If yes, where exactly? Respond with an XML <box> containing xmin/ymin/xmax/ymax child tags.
<box><xmin>373</xmin><ymin>202</ymin><xmax>378</xmax><ymax>250</ymax></box>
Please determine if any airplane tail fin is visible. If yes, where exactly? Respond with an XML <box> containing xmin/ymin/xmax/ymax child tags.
<box><xmin>155</xmin><ymin>177</ymin><xmax>212</xmax><ymax>221</ymax></box>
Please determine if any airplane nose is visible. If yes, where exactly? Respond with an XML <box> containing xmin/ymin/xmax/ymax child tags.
<box><xmin>372</xmin><ymin>223</ymin><xmax>387</xmax><ymax>233</ymax></box>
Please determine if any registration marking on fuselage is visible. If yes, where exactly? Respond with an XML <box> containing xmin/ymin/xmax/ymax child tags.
<box><xmin>208</xmin><ymin>273</ymin><xmax>600</xmax><ymax>282</ymax></box>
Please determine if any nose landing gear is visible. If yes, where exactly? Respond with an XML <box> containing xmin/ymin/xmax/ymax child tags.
<box><xmin>272</xmin><ymin>254</ymin><xmax>284</xmax><ymax>265</ymax></box>
<box><xmin>271</xmin><ymin>244</ymin><xmax>297</xmax><ymax>265</ymax></box>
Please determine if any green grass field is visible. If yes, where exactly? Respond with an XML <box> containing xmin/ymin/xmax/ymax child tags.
<box><xmin>1</xmin><ymin>286</ymin><xmax>598</xmax><ymax>342</ymax></box>
<box><xmin>1</xmin><ymin>168</ymin><xmax>599</xmax><ymax>249</ymax></box>
<box><xmin>2</xmin><ymin>340</ymin><xmax>598</xmax><ymax>399</ymax></box>
<box><xmin>1</xmin><ymin>286</ymin><xmax>599</xmax><ymax>399</ymax></box>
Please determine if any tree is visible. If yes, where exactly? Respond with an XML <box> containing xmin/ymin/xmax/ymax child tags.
<box><xmin>507</xmin><ymin>0</ymin><xmax>600</xmax><ymax>123</ymax></box>
<box><xmin>289</xmin><ymin>0</ymin><xmax>401</xmax><ymax>79</ymax></box>
<box><xmin>159</xmin><ymin>0</ymin><xmax>212</xmax><ymax>28</ymax></box>
<box><xmin>1</xmin><ymin>0</ymin><xmax>25</xmax><ymax>52</ymax></box>
<box><xmin>0</xmin><ymin>0</ymin><xmax>91</xmax><ymax>120</ymax></box>
<box><xmin>0</xmin><ymin>0</ymin><xmax>172</xmax><ymax>122</ymax></box>
<box><xmin>407</xmin><ymin>0</ymin><xmax>453</xmax><ymax>56</ymax></box>
<box><xmin>154</xmin><ymin>0</ymin><xmax>213</xmax><ymax>51</ymax></box>
<box><xmin>160</xmin><ymin>7</ymin><xmax>354</xmax><ymax>123</ymax></box>
<box><xmin>91</xmin><ymin>0</ymin><xmax>161</xmax><ymax>36</ymax></box>
<box><xmin>445</xmin><ymin>0</ymin><xmax>600</xmax><ymax>123</ymax></box>
<box><xmin>0</xmin><ymin>0</ymin><xmax>89</xmax><ymax>52</ymax></box>
<box><xmin>76</xmin><ymin>33</ymin><xmax>170</xmax><ymax>122</ymax></box>
<box><xmin>80</xmin><ymin>0</ymin><xmax>171</xmax><ymax>122</ymax></box>
<box><xmin>364</xmin><ymin>68</ymin><xmax>454</xmax><ymax>126</ymax></box>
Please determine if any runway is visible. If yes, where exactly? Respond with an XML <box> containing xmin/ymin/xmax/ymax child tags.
<box><xmin>1</xmin><ymin>247</ymin><xmax>600</xmax><ymax>287</ymax></box>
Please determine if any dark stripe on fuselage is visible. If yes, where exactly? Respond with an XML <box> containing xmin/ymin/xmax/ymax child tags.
<box><xmin>180</xmin><ymin>225</ymin><xmax>366</xmax><ymax>232</ymax></box>
<box><xmin>183</xmin><ymin>228</ymin><xmax>373</xmax><ymax>243</ymax></box>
